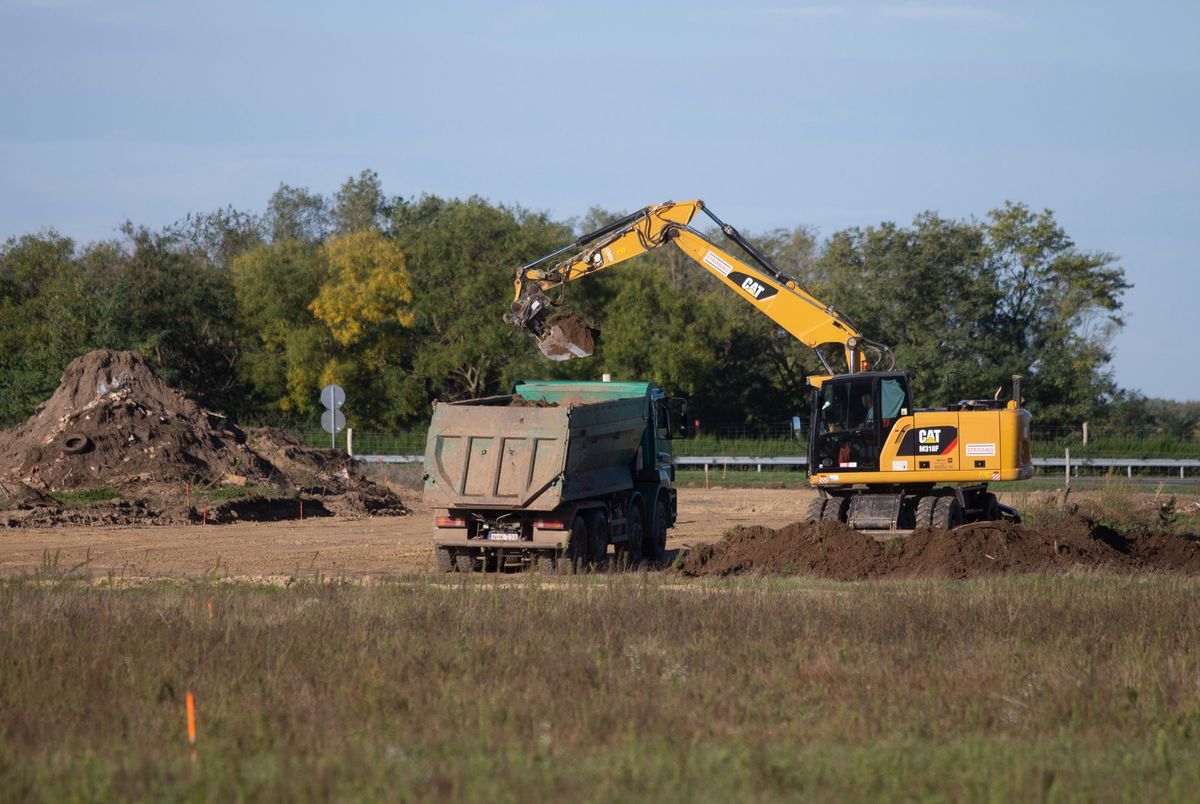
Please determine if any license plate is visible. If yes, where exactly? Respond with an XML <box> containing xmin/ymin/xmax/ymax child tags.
<box><xmin>487</xmin><ymin>531</ymin><xmax>521</xmax><ymax>541</ymax></box>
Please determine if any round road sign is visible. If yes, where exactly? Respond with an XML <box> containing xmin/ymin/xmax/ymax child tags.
<box><xmin>321</xmin><ymin>409</ymin><xmax>347</xmax><ymax>435</ymax></box>
<box><xmin>320</xmin><ymin>384</ymin><xmax>346</xmax><ymax>410</ymax></box>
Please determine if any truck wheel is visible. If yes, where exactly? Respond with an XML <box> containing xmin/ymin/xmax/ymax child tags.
<box><xmin>644</xmin><ymin>498</ymin><xmax>668</xmax><ymax>562</ymax></box>
<box><xmin>806</xmin><ymin>497</ymin><xmax>826</xmax><ymax>522</ymax></box>
<box><xmin>454</xmin><ymin>551</ymin><xmax>475</xmax><ymax>572</ymax></box>
<box><xmin>915</xmin><ymin>496</ymin><xmax>937</xmax><ymax>528</ymax></box>
<box><xmin>533</xmin><ymin>553</ymin><xmax>559</xmax><ymax>573</ymax></box>
<box><xmin>587</xmin><ymin>511</ymin><xmax>610</xmax><ymax>571</ymax></box>
<box><xmin>435</xmin><ymin>547</ymin><xmax>455</xmax><ymax>573</ymax></box>
<box><xmin>617</xmin><ymin>502</ymin><xmax>644</xmax><ymax>569</ymax></box>
<box><xmin>563</xmin><ymin>515</ymin><xmax>590</xmax><ymax>573</ymax></box>
<box><xmin>820</xmin><ymin>496</ymin><xmax>848</xmax><ymax>523</ymax></box>
<box><xmin>933</xmin><ymin>496</ymin><xmax>963</xmax><ymax>530</ymax></box>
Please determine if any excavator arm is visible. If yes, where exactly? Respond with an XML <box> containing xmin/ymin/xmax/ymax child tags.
<box><xmin>505</xmin><ymin>199</ymin><xmax>892</xmax><ymax>376</ymax></box>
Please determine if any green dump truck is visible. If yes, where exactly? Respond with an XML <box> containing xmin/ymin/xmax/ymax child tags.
<box><xmin>424</xmin><ymin>380</ymin><xmax>685</xmax><ymax>572</ymax></box>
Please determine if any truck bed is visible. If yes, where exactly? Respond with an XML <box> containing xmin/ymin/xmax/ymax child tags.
<box><xmin>423</xmin><ymin>394</ymin><xmax>646</xmax><ymax>512</ymax></box>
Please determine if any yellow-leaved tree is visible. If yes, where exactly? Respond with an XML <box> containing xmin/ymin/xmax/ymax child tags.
<box><xmin>310</xmin><ymin>230</ymin><xmax>414</xmax><ymax>346</ymax></box>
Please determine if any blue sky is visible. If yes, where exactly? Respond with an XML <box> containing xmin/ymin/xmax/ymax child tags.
<box><xmin>2</xmin><ymin>0</ymin><xmax>1196</xmax><ymax>400</ymax></box>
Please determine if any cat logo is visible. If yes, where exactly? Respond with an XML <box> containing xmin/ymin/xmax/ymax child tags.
<box><xmin>741</xmin><ymin>277</ymin><xmax>766</xmax><ymax>298</ymax></box>
<box><xmin>727</xmin><ymin>271</ymin><xmax>779</xmax><ymax>301</ymax></box>
<box><xmin>917</xmin><ymin>428</ymin><xmax>943</xmax><ymax>454</ymax></box>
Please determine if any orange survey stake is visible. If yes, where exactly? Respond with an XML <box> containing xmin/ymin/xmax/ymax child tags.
<box><xmin>186</xmin><ymin>690</ymin><xmax>196</xmax><ymax>746</ymax></box>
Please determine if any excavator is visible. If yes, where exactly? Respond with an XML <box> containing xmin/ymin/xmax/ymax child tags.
<box><xmin>504</xmin><ymin>199</ymin><xmax>1033</xmax><ymax>531</ymax></box>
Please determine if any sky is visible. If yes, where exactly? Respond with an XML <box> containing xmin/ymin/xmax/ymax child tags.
<box><xmin>1</xmin><ymin>0</ymin><xmax>1196</xmax><ymax>399</ymax></box>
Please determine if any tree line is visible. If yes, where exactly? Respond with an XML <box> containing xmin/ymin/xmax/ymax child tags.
<box><xmin>1</xmin><ymin>170</ymin><xmax>1192</xmax><ymax>437</ymax></box>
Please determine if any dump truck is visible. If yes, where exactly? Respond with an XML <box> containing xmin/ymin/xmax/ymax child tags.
<box><xmin>425</xmin><ymin>380</ymin><xmax>685</xmax><ymax>572</ymax></box>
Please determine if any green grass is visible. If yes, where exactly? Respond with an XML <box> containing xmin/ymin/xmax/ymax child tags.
<box><xmin>3</xmin><ymin>575</ymin><xmax>1200</xmax><ymax>800</ymax></box>
<box><xmin>49</xmin><ymin>487</ymin><xmax>123</xmax><ymax>505</ymax></box>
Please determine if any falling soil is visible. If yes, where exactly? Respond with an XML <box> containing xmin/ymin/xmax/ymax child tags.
<box><xmin>0</xmin><ymin>350</ymin><xmax>407</xmax><ymax>527</ymax></box>
<box><xmin>678</xmin><ymin>517</ymin><xmax>1200</xmax><ymax>579</ymax></box>
<box><xmin>539</xmin><ymin>313</ymin><xmax>598</xmax><ymax>361</ymax></box>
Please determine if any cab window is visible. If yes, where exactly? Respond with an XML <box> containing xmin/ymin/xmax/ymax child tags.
<box><xmin>819</xmin><ymin>378</ymin><xmax>875</xmax><ymax>432</ymax></box>
<box><xmin>654</xmin><ymin>399</ymin><xmax>672</xmax><ymax>439</ymax></box>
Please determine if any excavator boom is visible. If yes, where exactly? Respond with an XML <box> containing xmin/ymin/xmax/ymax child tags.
<box><xmin>506</xmin><ymin>200</ymin><xmax>892</xmax><ymax>375</ymax></box>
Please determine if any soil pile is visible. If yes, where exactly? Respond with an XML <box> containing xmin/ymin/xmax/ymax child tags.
<box><xmin>0</xmin><ymin>350</ymin><xmax>406</xmax><ymax>526</ymax></box>
<box><xmin>678</xmin><ymin>517</ymin><xmax>1200</xmax><ymax>579</ymax></box>
<box><xmin>0</xmin><ymin>350</ymin><xmax>273</xmax><ymax>491</ymax></box>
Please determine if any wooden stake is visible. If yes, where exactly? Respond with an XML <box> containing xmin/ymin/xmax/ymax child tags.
<box><xmin>704</xmin><ymin>464</ymin><xmax>710</xmax><ymax>490</ymax></box>
<box><xmin>202</xmin><ymin>499</ymin><xmax>207</xmax><ymax>526</ymax></box>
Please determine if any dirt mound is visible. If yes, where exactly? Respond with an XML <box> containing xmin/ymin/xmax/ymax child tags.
<box><xmin>0</xmin><ymin>350</ymin><xmax>273</xmax><ymax>491</ymax></box>
<box><xmin>0</xmin><ymin>350</ymin><xmax>407</xmax><ymax>526</ymax></box>
<box><xmin>678</xmin><ymin>517</ymin><xmax>1200</xmax><ymax>579</ymax></box>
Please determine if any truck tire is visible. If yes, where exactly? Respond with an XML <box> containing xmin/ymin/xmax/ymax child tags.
<box><xmin>533</xmin><ymin>553</ymin><xmax>559</xmax><ymax>573</ymax></box>
<box><xmin>617</xmin><ymin>501</ymin><xmax>644</xmax><ymax>569</ymax></box>
<box><xmin>454</xmin><ymin>552</ymin><xmax>475</xmax><ymax>572</ymax></box>
<box><xmin>806</xmin><ymin>497</ymin><xmax>826</xmax><ymax>522</ymax></box>
<box><xmin>587</xmin><ymin>510</ymin><xmax>610</xmax><ymax>571</ymax></box>
<box><xmin>435</xmin><ymin>547</ymin><xmax>455</xmax><ymax>573</ymax></box>
<box><xmin>644</xmin><ymin>498</ymin><xmax>668</xmax><ymax>562</ymax></box>
<box><xmin>915</xmin><ymin>495</ymin><xmax>937</xmax><ymax>528</ymax></box>
<box><xmin>933</xmin><ymin>496</ymin><xmax>963</xmax><ymax>530</ymax></box>
<box><xmin>563</xmin><ymin>514</ymin><xmax>590</xmax><ymax>573</ymax></box>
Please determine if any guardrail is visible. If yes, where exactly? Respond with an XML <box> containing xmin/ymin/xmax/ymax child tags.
<box><xmin>353</xmin><ymin>454</ymin><xmax>1200</xmax><ymax>478</ymax></box>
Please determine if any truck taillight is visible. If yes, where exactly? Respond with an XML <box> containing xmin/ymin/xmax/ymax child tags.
<box><xmin>435</xmin><ymin>516</ymin><xmax>466</xmax><ymax>528</ymax></box>
<box><xmin>534</xmin><ymin>519</ymin><xmax>566</xmax><ymax>530</ymax></box>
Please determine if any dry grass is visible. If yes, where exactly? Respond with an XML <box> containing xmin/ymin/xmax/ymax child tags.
<box><xmin>2</xmin><ymin>574</ymin><xmax>1200</xmax><ymax>801</ymax></box>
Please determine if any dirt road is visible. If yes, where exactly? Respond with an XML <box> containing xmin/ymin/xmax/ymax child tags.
<box><xmin>0</xmin><ymin>487</ymin><xmax>815</xmax><ymax>580</ymax></box>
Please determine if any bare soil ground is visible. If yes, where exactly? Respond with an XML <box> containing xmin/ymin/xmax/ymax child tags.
<box><xmin>0</xmin><ymin>487</ymin><xmax>811</xmax><ymax>580</ymax></box>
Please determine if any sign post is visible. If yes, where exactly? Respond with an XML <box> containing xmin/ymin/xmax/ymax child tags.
<box><xmin>320</xmin><ymin>384</ymin><xmax>347</xmax><ymax>449</ymax></box>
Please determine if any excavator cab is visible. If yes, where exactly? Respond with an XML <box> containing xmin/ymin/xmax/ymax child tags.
<box><xmin>809</xmin><ymin>373</ymin><xmax>912</xmax><ymax>474</ymax></box>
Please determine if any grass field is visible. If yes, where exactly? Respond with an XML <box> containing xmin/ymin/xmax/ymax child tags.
<box><xmin>3</xmin><ymin>574</ymin><xmax>1199</xmax><ymax>801</ymax></box>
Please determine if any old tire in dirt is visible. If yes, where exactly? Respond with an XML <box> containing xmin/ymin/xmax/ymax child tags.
<box><xmin>435</xmin><ymin>547</ymin><xmax>455</xmax><ymax>573</ymax></box>
<box><xmin>62</xmin><ymin>434</ymin><xmax>92</xmax><ymax>455</ymax></box>
<box><xmin>454</xmin><ymin>552</ymin><xmax>475</xmax><ymax>572</ymax></box>
<box><xmin>819</xmin><ymin>496</ymin><xmax>849</xmax><ymax>523</ymax></box>
<box><xmin>915</xmin><ymin>495</ymin><xmax>937</xmax><ymax>528</ymax></box>
<box><xmin>617</xmin><ymin>501</ymin><xmax>645</xmax><ymax>569</ymax></box>
<box><xmin>643</xmin><ymin>498</ymin><xmax>669</xmax><ymax>562</ymax></box>
<box><xmin>933</xmin><ymin>496</ymin><xmax>964</xmax><ymax>530</ymax></box>
<box><xmin>806</xmin><ymin>497</ymin><xmax>826</xmax><ymax>523</ymax></box>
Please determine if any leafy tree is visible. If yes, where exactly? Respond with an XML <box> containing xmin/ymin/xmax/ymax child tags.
<box><xmin>394</xmin><ymin>195</ymin><xmax>571</xmax><ymax>413</ymax></box>
<box><xmin>983</xmin><ymin>202</ymin><xmax>1129</xmax><ymax>425</ymax></box>
<box><xmin>231</xmin><ymin>238</ymin><xmax>329</xmax><ymax>417</ymax></box>
<box><xmin>333</xmin><ymin>170</ymin><xmax>389</xmax><ymax>234</ymax></box>
<box><xmin>266</xmin><ymin>184</ymin><xmax>330</xmax><ymax>244</ymax></box>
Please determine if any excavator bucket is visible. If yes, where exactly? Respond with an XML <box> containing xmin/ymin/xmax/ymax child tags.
<box><xmin>536</xmin><ymin>314</ymin><xmax>596</xmax><ymax>361</ymax></box>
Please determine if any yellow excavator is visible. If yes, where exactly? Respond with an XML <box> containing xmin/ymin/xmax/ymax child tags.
<box><xmin>505</xmin><ymin>199</ymin><xmax>1033</xmax><ymax>530</ymax></box>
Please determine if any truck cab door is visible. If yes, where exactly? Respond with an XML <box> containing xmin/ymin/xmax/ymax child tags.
<box><xmin>652</xmin><ymin>395</ymin><xmax>675</xmax><ymax>482</ymax></box>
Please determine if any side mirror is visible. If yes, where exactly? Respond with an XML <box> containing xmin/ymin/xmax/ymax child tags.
<box><xmin>670</xmin><ymin>397</ymin><xmax>690</xmax><ymax>438</ymax></box>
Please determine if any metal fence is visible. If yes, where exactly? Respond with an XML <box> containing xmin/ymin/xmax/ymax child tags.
<box><xmin>346</xmin><ymin>452</ymin><xmax>1200</xmax><ymax>479</ymax></box>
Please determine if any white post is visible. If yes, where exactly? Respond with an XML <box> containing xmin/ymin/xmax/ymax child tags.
<box><xmin>1127</xmin><ymin>464</ymin><xmax>1132</xmax><ymax>479</ymax></box>
<box><xmin>1082</xmin><ymin>422</ymin><xmax>1089</xmax><ymax>447</ymax></box>
<box><xmin>347</xmin><ymin>427</ymin><xmax>354</xmax><ymax>457</ymax></box>
<box><xmin>1065</xmin><ymin>448</ymin><xmax>1070</xmax><ymax>488</ymax></box>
